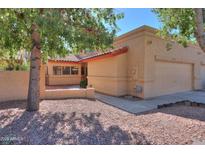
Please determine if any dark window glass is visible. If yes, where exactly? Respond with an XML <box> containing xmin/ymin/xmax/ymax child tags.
<box><xmin>63</xmin><ymin>66</ymin><xmax>70</xmax><ymax>75</ymax></box>
<box><xmin>71</xmin><ymin>66</ymin><xmax>79</xmax><ymax>75</ymax></box>
<box><xmin>53</xmin><ymin>66</ymin><xmax>61</xmax><ymax>75</ymax></box>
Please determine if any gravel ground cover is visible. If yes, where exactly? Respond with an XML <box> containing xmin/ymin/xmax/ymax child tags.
<box><xmin>0</xmin><ymin>99</ymin><xmax>205</xmax><ymax>145</ymax></box>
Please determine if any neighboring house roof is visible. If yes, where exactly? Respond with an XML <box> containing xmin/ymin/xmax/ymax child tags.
<box><xmin>48</xmin><ymin>46</ymin><xmax>128</xmax><ymax>64</ymax></box>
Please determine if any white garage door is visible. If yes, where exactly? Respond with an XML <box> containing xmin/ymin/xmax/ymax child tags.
<box><xmin>154</xmin><ymin>61</ymin><xmax>193</xmax><ymax>96</ymax></box>
<box><xmin>200</xmin><ymin>65</ymin><xmax>205</xmax><ymax>89</ymax></box>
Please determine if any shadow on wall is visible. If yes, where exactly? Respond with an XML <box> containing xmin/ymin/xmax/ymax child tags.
<box><xmin>0</xmin><ymin>111</ymin><xmax>150</xmax><ymax>145</ymax></box>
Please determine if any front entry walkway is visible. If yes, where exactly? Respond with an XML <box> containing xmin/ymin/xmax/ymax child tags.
<box><xmin>96</xmin><ymin>90</ymin><xmax>205</xmax><ymax>114</ymax></box>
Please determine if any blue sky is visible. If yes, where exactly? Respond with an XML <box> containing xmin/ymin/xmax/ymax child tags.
<box><xmin>115</xmin><ymin>8</ymin><xmax>162</xmax><ymax>36</ymax></box>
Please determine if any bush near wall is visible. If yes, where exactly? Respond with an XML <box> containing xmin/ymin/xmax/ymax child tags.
<box><xmin>80</xmin><ymin>79</ymin><xmax>88</xmax><ymax>88</ymax></box>
<box><xmin>0</xmin><ymin>59</ymin><xmax>29</xmax><ymax>71</ymax></box>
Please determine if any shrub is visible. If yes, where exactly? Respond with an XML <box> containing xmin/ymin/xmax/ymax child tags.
<box><xmin>18</xmin><ymin>62</ymin><xmax>30</xmax><ymax>71</ymax></box>
<box><xmin>80</xmin><ymin>79</ymin><xmax>87</xmax><ymax>88</ymax></box>
<box><xmin>5</xmin><ymin>61</ymin><xmax>29</xmax><ymax>71</ymax></box>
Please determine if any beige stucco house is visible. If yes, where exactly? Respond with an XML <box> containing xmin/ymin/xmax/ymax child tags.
<box><xmin>46</xmin><ymin>25</ymin><xmax>205</xmax><ymax>99</ymax></box>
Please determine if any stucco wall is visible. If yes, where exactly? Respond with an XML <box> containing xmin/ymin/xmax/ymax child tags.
<box><xmin>116</xmin><ymin>54</ymin><xmax>128</xmax><ymax>95</ymax></box>
<box><xmin>0</xmin><ymin>64</ymin><xmax>46</xmax><ymax>102</ymax></box>
<box><xmin>143</xmin><ymin>30</ymin><xmax>205</xmax><ymax>98</ymax></box>
<box><xmin>45</xmin><ymin>88</ymin><xmax>95</xmax><ymax>100</ymax></box>
<box><xmin>88</xmin><ymin>54</ymin><xmax>128</xmax><ymax>96</ymax></box>
<box><xmin>88</xmin><ymin>28</ymin><xmax>150</xmax><ymax>97</ymax></box>
<box><xmin>47</xmin><ymin>75</ymin><xmax>81</xmax><ymax>85</ymax></box>
<box><xmin>114</xmin><ymin>30</ymin><xmax>146</xmax><ymax>98</ymax></box>
<box><xmin>0</xmin><ymin>71</ymin><xmax>29</xmax><ymax>102</ymax></box>
<box><xmin>40</xmin><ymin>64</ymin><xmax>46</xmax><ymax>99</ymax></box>
<box><xmin>87</xmin><ymin>56</ymin><xmax>118</xmax><ymax>95</ymax></box>
<box><xmin>46</xmin><ymin>62</ymin><xmax>82</xmax><ymax>85</ymax></box>
<box><xmin>89</xmin><ymin>26</ymin><xmax>205</xmax><ymax>98</ymax></box>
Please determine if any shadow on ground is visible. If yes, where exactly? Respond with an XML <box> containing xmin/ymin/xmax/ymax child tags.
<box><xmin>0</xmin><ymin>100</ymin><xmax>26</xmax><ymax>110</ymax></box>
<box><xmin>0</xmin><ymin>110</ymin><xmax>150</xmax><ymax>145</ymax></box>
<box><xmin>136</xmin><ymin>105</ymin><xmax>205</xmax><ymax>122</ymax></box>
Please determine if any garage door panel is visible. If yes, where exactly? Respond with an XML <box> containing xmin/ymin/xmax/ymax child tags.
<box><xmin>200</xmin><ymin>65</ymin><xmax>205</xmax><ymax>89</ymax></box>
<box><xmin>154</xmin><ymin>61</ymin><xmax>192</xmax><ymax>96</ymax></box>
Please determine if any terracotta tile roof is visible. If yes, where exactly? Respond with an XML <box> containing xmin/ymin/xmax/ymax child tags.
<box><xmin>75</xmin><ymin>51</ymin><xmax>99</xmax><ymax>60</ymax></box>
<box><xmin>51</xmin><ymin>55</ymin><xmax>80</xmax><ymax>62</ymax></box>
<box><xmin>49</xmin><ymin>46</ymin><xmax>128</xmax><ymax>63</ymax></box>
<box><xmin>80</xmin><ymin>46</ymin><xmax>128</xmax><ymax>62</ymax></box>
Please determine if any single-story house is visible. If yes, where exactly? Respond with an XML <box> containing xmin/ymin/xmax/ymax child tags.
<box><xmin>46</xmin><ymin>25</ymin><xmax>205</xmax><ymax>99</ymax></box>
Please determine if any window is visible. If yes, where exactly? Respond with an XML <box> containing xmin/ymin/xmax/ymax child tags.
<box><xmin>53</xmin><ymin>66</ymin><xmax>61</xmax><ymax>75</ymax></box>
<box><xmin>63</xmin><ymin>66</ymin><xmax>70</xmax><ymax>75</ymax></box>
<box><xmin>71</xmin><ymin>66</ymin><xmax>79</xmax><ymax>75</ymax></box>
<box><xmin>53</xmin><ymin>66</ymin><xmax>79</xmax><ymax>75</ymax></box>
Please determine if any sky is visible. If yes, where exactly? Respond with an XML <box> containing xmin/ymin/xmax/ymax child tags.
<box><xmin>115</xmin><ymin>8</ymin><xmax>162</xmax><ymax>36</ymax></box>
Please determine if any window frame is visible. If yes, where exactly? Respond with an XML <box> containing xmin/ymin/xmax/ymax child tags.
<box><xmin>62</xmin><ymin>66</ymin><xmax>71</xmax><ymax>75</ymax></box>
<box><xmin>53</xmin><ymin>66</ymin><xmax>62</xmax><ymax>75</ymax></box>
<box><xmin>71</xmin><ymin>66</ymin><xmax>79</xmax><ymax>75</ymax></box>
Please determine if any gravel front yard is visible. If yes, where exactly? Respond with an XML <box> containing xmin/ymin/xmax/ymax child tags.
<box><xmin>0</xmin><ymin>99</ymin><xmax>205</xmax><ymax>145</ymax></box>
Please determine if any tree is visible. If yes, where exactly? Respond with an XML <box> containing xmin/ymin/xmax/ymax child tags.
<box><xmin>0</xmin><ymin>9</ymin><xmax>123</xmax><ymax>111</ymax></box>
<box><xmin>153</xmin><ymin>8</ymin><xmax>205</xmax><ymax>52</ymax></box>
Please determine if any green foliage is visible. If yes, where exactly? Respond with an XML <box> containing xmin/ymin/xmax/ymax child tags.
<box><xmin>0</xmin><ymin>9</ymin><xmax>124</xmax><ymax>61</ymax></box>
<box><xmin>0</xmin><ymin>48</ymin><xmax>29</xmax><ymax>71</ymax></box>
<box><xmin>80</xmin><ymin>79</ymin><xmax>87</xmax><ymax>88</ymax></box>
<box><xmin>0</xmin><ymin>60</ymin><xmax>7</xmax><ymax>70</ymax></box>
<box><xmin>4</xmin><ymin>61</ymin><xmax>29</xmax><ymax>71</ymax></box>
<box><xmin>152</xmin><ymin>9</ymin><xmax>196</xmax><ymax>47</ymax></box>
<box><xmin>15</xmin><ymin>62</ymin><xmax>29</xmax><ymax>71</ymax></box>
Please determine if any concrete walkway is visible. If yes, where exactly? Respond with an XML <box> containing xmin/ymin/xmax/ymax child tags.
<box><xmin>96</xmin><ymin>90</ymin><xmax>205</xmax><ymax>114</ymax></box>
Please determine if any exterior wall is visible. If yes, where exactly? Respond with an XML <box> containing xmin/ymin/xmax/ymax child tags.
<box><xmin>113</xmin><ymin>30</ymin><xmax>146</xmax><ymax>98</ymax></box>
<box><xmin>46</xmin><ymin>62</ymin><xmax>82</xmax><ymax>86</ymax></box>
<box><xmin>40</xmin><ymin>64</ymin><xmax>46</xmax><ymax>99</ymax></box>
<box><xmin>0</xmin><ymin>71</ymin><xmax>29</xmax><ymax>102</ymax></box>
<box><xmin>0</xmin><ymin>64</ymin><xmax>45</xmax><ymax>102</ymax></box>
<box><xmin>47</xmin><ymin>75</ymin><xmax>81</xmax><ymax>86</ymax></box>
<box><xmin>87</xmin><ymin>56</ymin><xmax>118</xmax><ymax>95</ymax></box>
<box><xmin>116</xmin><ymin>54</ymin><xmax>128</xmax><ymax>96</ymax></box>
<box><xmin>143</xmin><ymin>31</ymin><xmax>205</xmax><ymax>98</ymax></box>
<box><xmin>45</xmin><ymin>88</ymin><xmax>95</xmax><ymax>99</ymax></box>
<box><xmin>87</xmin><ymin>53</ymin><xmax>128</xmax><ymax>96</ymax></box>
<box><xmin>91</xmin><ymin>26</ymin><xmax>205</xmax><ymax>99</ymax></box>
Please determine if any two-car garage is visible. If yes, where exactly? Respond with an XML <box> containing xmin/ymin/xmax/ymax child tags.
<box><xmin>153</xmin><ymin>61</ymin><xmax>193</xmax><ymax>97</ymax></box>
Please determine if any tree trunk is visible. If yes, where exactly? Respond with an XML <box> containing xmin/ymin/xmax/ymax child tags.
<box><xmin>194</xmin><ymin>8</ymin><xmax>205</xmax><ymax>53</ymax></box>
<box><xmin>27</xmin><ymin>24</ymin><xmax>41</xmax><ymax>111</ymax></box>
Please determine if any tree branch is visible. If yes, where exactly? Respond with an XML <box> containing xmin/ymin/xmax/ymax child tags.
<box><xmin>194</xmin><ymin>8</ymin><xmax>205</xmax><ymax>52</ymax></box>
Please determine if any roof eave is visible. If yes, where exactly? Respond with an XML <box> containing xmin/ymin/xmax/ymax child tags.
<box><xmin>80</xmin><ymin>46</ymin><xmax>128</xmax><ymax>63</ymax></box>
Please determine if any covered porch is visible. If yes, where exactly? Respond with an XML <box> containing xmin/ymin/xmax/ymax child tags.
<box><xmin>45</xmin><ymin>60</ymin><xmax>87</xmax><ymax>86</ymax></box>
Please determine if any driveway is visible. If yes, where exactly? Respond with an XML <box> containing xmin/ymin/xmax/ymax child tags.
<box><xmin>96</xmin><ymin>90</ymin><xmax>205</xmax><ymax>114</ymax></box>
